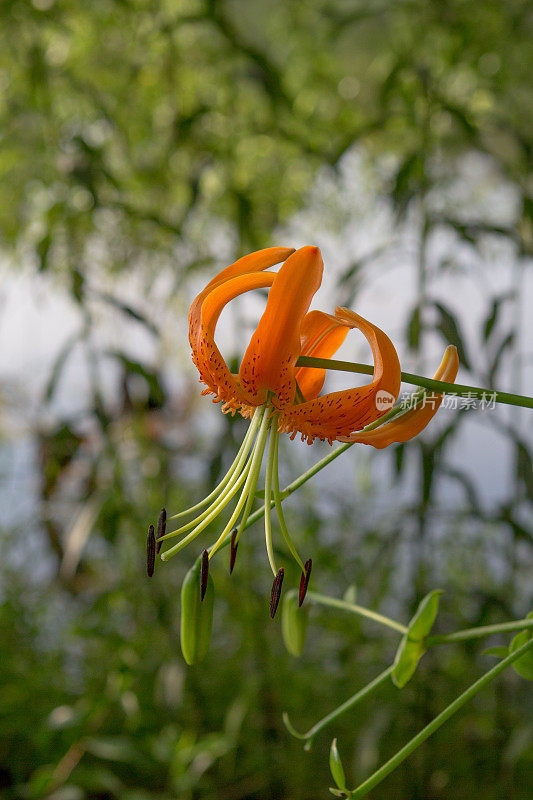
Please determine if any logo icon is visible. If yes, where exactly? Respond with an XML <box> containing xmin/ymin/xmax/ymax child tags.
<box><xmin>375</xmin><ymin>390</ymin><xmax>395</xmax><ymax>412</ymax></box>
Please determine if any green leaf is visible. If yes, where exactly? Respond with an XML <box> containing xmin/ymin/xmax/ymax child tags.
<box><xmin>407</xmin><ymin>590</ymin><xmax>443</xmax><ymax>640</ymax></box>
<box><xmin>393</xmin><ymin>443</ymin><xmax>407</xmax><ymax>478</ymax></box>
<box><xmin>406</xmin><ymin>305</ymin><xmax>421</xmax><ymax>350</ymax></box>
<box><xmin>391</xmin><ymin>153</ymin><xmax>425</xmax><ymax>217</ymax></box>
<box><xmin>509</xmin><ymin>612</ymin><xmax>533</xmax><ymax>681</ymax></box>
<box><xmin>433</xmin><ymin>302</ymin><xmax>471</xmax><ymax>370</ymax></box>
<box><xmin>343</xmin><ymin>584</ymin><xmax>357</xmax><ymax>604</ymax></box>
<box><xmin>488</xmin><ymin>332</ymin><xmax>514</xmax><ymax>386</ymax></box>
<box><xmin>392</xmin><ymin>591</ymin><xmax>442</xmax><ymax>688</ymax></box>
<box><xmin>392</xmin><ymin>636</ymin><xmax>427</xmax><ymax>688</ymax></box>
<box><xmin>482</xmin><ymin>293</ymin><xmax>512</xmax><ymax>341</ymax></box>
<box><xmin>515</xmin><ymin>441</ymin><xmax>533</xmax><ymax>502</ymax></box>
<box><xmin>329</xmin><ymin>739</ymin><xmax>347</xmax><ymax>792</ymax></box>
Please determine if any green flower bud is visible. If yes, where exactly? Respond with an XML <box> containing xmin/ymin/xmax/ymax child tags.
<box><xmin>282</xmin><ymin>588</ymin><xmax>309</xmax><ymax>657</ymax></box>
<box><xmin>180</xmin><ymin>557</ymin><xmax>214</xmax><ymax>665</ymax></box>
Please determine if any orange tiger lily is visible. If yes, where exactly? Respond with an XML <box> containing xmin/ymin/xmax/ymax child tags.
<box><xmin>155</xmin><ymin>246</ymin><xmax>459</xmax><ymax>617</ymax></box>
<box><xmin>189</xmin><ymin>245</ymin><xmax>457</xmax><ymax>444</ymax></box>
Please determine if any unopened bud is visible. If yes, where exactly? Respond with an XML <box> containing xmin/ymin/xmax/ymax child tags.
<box><xmin>180</xmin><ymin>556</ymin><xmax>214</xmax><ymax>665</ymax></box>
<box><xmin>282</xmin><ymin>589</ymin><xmax>309</xmax><ymax>656</ymax></box>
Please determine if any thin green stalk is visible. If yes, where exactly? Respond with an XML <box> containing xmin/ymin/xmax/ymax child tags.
<box><xmin>264</xmin><ymin>425</ymin><xmax>277</xmax><ymax>576</ymax></box>
<box><xmin>295</xmin><ymin>355</ymin><xmax>533</xmax><ymax>409</ymax></box>
<box><xmin>272</xmin><ymin>430</ymin><xmax>305</xmax><ymax>572</ymax></box>
<box><xmin>427</xmin><ymin>618</ymin><xmax>533</xmax><ymax>646</ymax></box>
<box><xmin>160</xmin><ymin>447</ymin><xmax>254</xmax><ymax>556</ymax></box>
<box><xmin>161</xmin><ymin>408</ymin><xmax>270</xmax><ymax>560</ymax></box>
<box><xmin>350</xmin><ymin>637</ymin><xmax>533</xmax><ymax>799</ymax></box>
<box><xmin>160</xmin><ymin>458</ymin><xmax>250</xmax><ymax>541</ymax></box>
<box><xmin>307</xmin><ymin>592</ymin><xmax>407</xmax><ymax>635</ymax></box>
<box><xmin>209</xmin><ymin>407</ymin><xmax>271</xmax><ymax>558</ymax></box>
<box><xmin>283</xmin><ymin>667</ymin><xmax>393</xmax><ymax>743</ymax></box>
<box><xmin>234</xmin><ymin>412</ymin><xmax>272</xmax><ymax>540</ymax></box>
<box><xmin>361</xmin><ymin>389</ymin><xmax>425</xmax><ymax>432</ymax></box>
<box><xmin>168</xmin><ymin>406</ymin><xmax>261</xmax><ymax>520</ymax></box>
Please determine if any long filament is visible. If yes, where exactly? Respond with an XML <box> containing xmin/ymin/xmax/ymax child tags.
<box><xmin>161</xmin><ymin>408</ymin><xmax>267</xmax><ymax>560</ymax></box>
<box><xmin>208</xmin><ymin>407</ymin><xmax>271</xmax><ymax>559</ymax></box>
<box><xmin>168</xmin><ymin>406</ymin><xmax>262</xmax><ymax>521</ymax></box>
<box><xmin>160</xmin><ymin>408</ymin><xmax>263</xmax><ymax>541</ymax></box>
<box><xmin>263</xmin><ymin>423</ymin><xmax>278</xmax><ymax>575</ymax></box>
<box><xmin>272</xmin><ymin>424</ymin><xmax>305</xmax><ymax>571</ymax></box>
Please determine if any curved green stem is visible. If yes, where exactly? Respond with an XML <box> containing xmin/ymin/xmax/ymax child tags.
<box><xmin>283</xmin><ymin>667</ymin><xmax>393</xmax><ymax>744</ymax></box>
<box><xmin>307</xmin><ymin>592</ymin><xmax>407</xmax><ymax>635</ymax></box>
<box><xmin>295</xmin><ymin>355</ymin><xmax>533</xmax><ymax>409</ymax></box>
<box><xmin>349</xmin><ymin>637</ymin><xmax>533</xmax><ymax>798</ymax></box>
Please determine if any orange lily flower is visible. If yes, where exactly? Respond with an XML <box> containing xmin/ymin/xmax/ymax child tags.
<box><xmin>155</xmin><ymin>246</ymin><xmax>459</xmax><ymax>617</ymax></box>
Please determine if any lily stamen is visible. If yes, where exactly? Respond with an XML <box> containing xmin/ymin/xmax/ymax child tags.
<box><xmin>208</xmin><ymin>405</ymin><xmax>271</xmax><ymax>560</ymax></box>
<box><xmin>161</xmin><ymin>406</ymin><xmax>269</xmax><ymax>560</ymax></box>
<box><xmin>168</xmin><ymin>406</ymin><xmax>263</xmax><ymax>522</ymax></box>
<box><xmin>272</xmin><ymin>427</ymin><xmax>305</xmax><ymax>573</ymax></box>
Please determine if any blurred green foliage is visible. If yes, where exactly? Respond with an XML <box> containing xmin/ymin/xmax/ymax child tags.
<box><xmin>1</xmin><ymin>1</ymin><xmax>532</xmax><ymax>798</ymax></box>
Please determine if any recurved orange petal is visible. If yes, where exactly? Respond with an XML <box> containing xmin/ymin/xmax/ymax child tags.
<box><xmin>189</xmin><ymin>247</ymin><xmax>294</xmax><ymax>410</ymax></box>
<box><xmin>189</xmin><ymin>247</ymin><xmax>295</xmax><ymax>354</ymax></box>
<box><xmin>277</xmin><ymin>307</ymin><xmax>401</xmax><ymax>443</ymax></box>
<box><xmin>339</xmin><ymin>345</ymin><xmax>459</xmax><ymax>448</ymax></box>
<box><xmin>195</xmin><ymin>272</ymin><xmax>277</xmax><ymax>410</ymax></box>
<box><xmin>295</xmin><ymin>310</ymin><xmax>350</xmax><ymax>400</ymax></box>
<box><xmin>239</xmin><ymin>246</ymin><xmax>324</xmax><ymax>406</ymax></box>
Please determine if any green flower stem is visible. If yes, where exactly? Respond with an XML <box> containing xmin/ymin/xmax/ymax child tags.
<box><xmin>360</xmin><ymin>389</ymin><xmax>425</xmax><ymax>431</ymax></box>
<box><xmin>283</xmin><ymin>666</ymin><xmax>393</xmax><ymax>743</ymax></box>
<box><xmin>295</xmin><ymin>355</ymin><xmax>533</xmax><ymax>409</ymax></box>
<box><xmin>349</xmin><ymin>637</ymin><xmax>533</xmax><ymax>799</ymax></box>
<box><xmin>427</xmin><ymin>618</ymin><xmax>533</xmax><ymax>646</ymax></box>
<box><xmin>307</xmin><ymin>592</ymin><xmax>408</xmax><ymax>635</ymax></box>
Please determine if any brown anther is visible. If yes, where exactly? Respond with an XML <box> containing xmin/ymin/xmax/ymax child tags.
<box><xmin>270</xmin><ymin>568</ymin><xmax>284</xmax><ymax>619</ymax></box>
<box><xmin>299</xmin><ymin>558</ymin><xmax>312</xmax><ymax>606</ymax></box>
<box><xmin>156</xmin><ymin>507</ymin><xmax>166</xmax><ymax>555</ymax></box>
<box><xmin>229</xmin><ymin>528</ymin><xmax>238</xmax><ymax>574</ymax></box>
<box><xmin>200</xmin><ymin>549</ymin><xmax>209</xmax><ymax>601</ymax></box>
<box><xmin>146</xmin><ymin>525</ymin><xmax>156</xmax><ymax>577</ymax></box>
